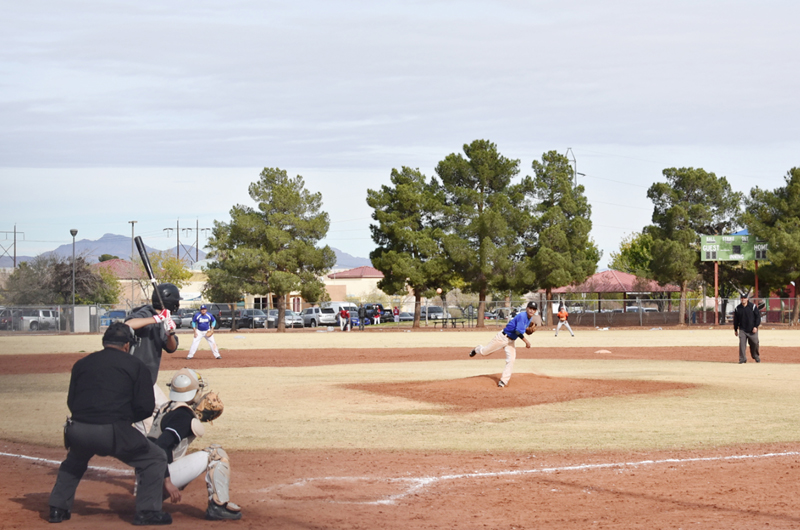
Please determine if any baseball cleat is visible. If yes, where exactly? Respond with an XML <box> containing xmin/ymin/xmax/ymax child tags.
<box><xmin>497</xmin><ymin>380</ymin><xmax>506</xmax><ymax>388</ymax></box>
<box><xmin>48</xmin><ymin>506</ymin><xmax>71</xmax><ymax>523</ymax></box>
<box><xmin>469</xmin><ymin>349</ymin><xmax>477</xmax><ymax>357</ymax></box>
<box><xmin>206</xmin><ymin>501</ymin><xmax>242</xmax><ymax>521</ymax></box>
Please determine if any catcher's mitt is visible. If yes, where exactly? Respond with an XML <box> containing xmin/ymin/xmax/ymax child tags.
<box><xmin>193</xmin><ymin>391</ymin><xmax>224</xmax><ymax>423</ymax></box>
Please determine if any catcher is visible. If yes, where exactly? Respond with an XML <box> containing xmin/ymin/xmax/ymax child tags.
<box><xmin>469</xmin><ymin>302</ymin><xmax>541</xmax><ymax>388</ymax></box>
<box><xmin>146</xmin><ymin>368</ymin><xmax>242</xmax><ymax>521</ymax></box>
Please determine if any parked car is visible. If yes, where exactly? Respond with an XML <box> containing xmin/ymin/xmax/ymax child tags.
<box><xmin>319</xmin><ymin>302</ymin><xmax>359</xmax><ymax>326</ymax></box>
<box><xmin>319</xmin><ymin>306</ymin><xmax>338</xmax><ymax>326</ymax></box>
<box><xmin>301</xmin><ymin>307</ymin><xmax>323</xmax><ymax>327</ymax></box>
<box><xmin>237</xmin><ymin>309</ymin><xmax>268</xmax><ymax>329</ymax></box>
<box><xmin>398</xmin><ymin>311</ymin><xmax>414</xmax><ymax>322</ymax></box>
<box><xmin>176</xmin><ymin>308</ymin><xmax>196</xmax><ymax>328</ymax></box>
<box><xmin>421</xmin><ymin>306</ymin><xmax>450</xmax><ymax>320</ymax></box>
<box><xmin>206</xmin><ymin>304</ymin><xmax>231</xmax><ymax>328</ymax></box>
<box><xmin>100</xmin><ymin>309</ymin><xmax>127</xmax><ymax>327</ymax></box>
<box><xmin>266</xmin><ymin>309</ymin><xmax>304</xmax><ymax>328</ymax></box>
<box><xmin>0</xmin><ymin>308</ymin><xmax>19</xmax><ymax>330</ymax></box>
<box><xmin>626</xmin><ymin>306</ymin><xmax>658</xmax><ymax>313</ymax></box>
<box><xmin>20</xmin><ymin>309</ymin><xmax>59</xmax><ymax>331</ymax></box>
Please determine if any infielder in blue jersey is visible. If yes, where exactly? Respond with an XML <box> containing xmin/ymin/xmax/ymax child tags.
<box><xmin>187</xmin><ymin>305</ymin><xmax>221</xmax><ymax>359</ymax></box>
<box><xmin>469</xmin><ymin>302</ymin><xmax>540</xmax><ymax>388</ymax></box>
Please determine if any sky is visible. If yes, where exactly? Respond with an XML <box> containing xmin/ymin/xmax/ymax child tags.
<box><xmin>2</xmin><ymin>0</ymin><xmax>799</xmax><ymax>268</ymax></box>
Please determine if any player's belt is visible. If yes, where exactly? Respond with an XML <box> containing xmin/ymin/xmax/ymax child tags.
<box><xmin>502</xmin><ymin>331</ymin><xmax>514</xmax><ymax>339</ymax></box>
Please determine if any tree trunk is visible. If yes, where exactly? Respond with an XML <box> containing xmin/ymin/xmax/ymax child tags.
<box><xmin>229</xmin><ymin>303</ymin><xmax>238</xmax><ymax>332</ymax></box>
<box><xmin>412</xmin><ymin>291</ymin><xmax>422</xmax><ymax>329</ymax></box>
<box><xmin>477</xmin><ymin>286</ymin><xmax>486</xmax><ymax>328</ymax></box>
<box><xmin>678</xmin><ymin>280</ymin><xmax>687</xmax><ymax>325</ymax></box>
<box><xmin>793</xmin><ymin>281</ymin><xmax>800</xmax><ymax>326</ymax></box>
<box><xmin>276</xmin><ymin>295</ymin><xmax>286</xmax><ymax>332</ymax></box>
<box><xmin>546</xmin><ymin>288</ymin><xmax>552</xmax><ymax>326</ymax></box>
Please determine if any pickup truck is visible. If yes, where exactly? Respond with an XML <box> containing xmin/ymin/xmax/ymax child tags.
<box><xmin>20</xmin><ymin>309</ymin><xmax>59</xmax><ymax>331</ymax></box>
<box><xmin>206</xmin><ymin>304</ymin><xmax>233</xmax><ymax>328</ymax></box>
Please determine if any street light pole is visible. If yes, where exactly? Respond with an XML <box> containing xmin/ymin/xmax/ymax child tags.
<box><xmin>70</xmin><ymin>229</ymin><xmax>78</xmax><ymax>331</ymax></box>
<box><xmin>129</xmin><ymin>221</ymin><xmax>137</xmax><ymax>308</ymax></box>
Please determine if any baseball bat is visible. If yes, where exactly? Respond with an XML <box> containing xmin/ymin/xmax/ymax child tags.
<box><xmin>134</xmin><ymin>236</ymin><xmax>166</xmax><ymax>312</ymax></box>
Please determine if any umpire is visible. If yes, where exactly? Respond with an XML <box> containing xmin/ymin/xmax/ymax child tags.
<box><xmin>48</xmin><ymin>322</ymin><xmax>171</xmax><ymax>525</ymax></box>
<box><xmin>733</xmin><ymin>293</ymin><xmax>761</xmax><ymax>364</ymax></box>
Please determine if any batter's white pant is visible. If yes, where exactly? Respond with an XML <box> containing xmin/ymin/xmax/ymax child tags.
<box><xmin>188</xmin><ymin>330</ymin><xmax>220</xmax><ymax>358</ymax></box>
<box><xmin>475</xmin><ymin>331</ymin><xmax>517</xmax><ymax>386</ymax></box>
<box><xmin>556</xmin><ymin>320</ymin><xmax>574</xmax><ymax>336</ymax></box>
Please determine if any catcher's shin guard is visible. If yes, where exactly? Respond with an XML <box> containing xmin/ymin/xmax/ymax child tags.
<box><xmin>204</xmin><ymin>444</ymin><xmax>234</xmax><ymax>505</ymax></box>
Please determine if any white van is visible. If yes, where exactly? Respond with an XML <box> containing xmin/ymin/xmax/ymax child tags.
<box><xmin>319</xmin><ymin>301</ymin><xmax>359</xmax><ymax>326</ymax></box>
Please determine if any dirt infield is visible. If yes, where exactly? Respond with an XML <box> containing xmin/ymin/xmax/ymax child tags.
<box><xmin>3</xmin><ymin>330</ymin><xmax>800</xmax><ymax>528</ymax></box>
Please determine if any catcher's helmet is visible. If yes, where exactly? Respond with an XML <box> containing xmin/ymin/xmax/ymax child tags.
<box><xmin>168</xmin><ymin>368</ymin><xmax>205</xmax><ymax>403</ymax></box>
<box><xmin>152</xmin><ymin>283</ymin><xmax>181</xmax><ymax>312</ymax></box>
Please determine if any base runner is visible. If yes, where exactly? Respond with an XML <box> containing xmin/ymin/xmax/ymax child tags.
<box><xmin>469</xmin><ymin>302</ymin><xmax>540</xmax><ymax>388</ymax></box>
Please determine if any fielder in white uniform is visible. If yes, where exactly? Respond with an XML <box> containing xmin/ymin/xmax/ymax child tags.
<box><xmin>187</xmin><ymin>305</ymin><xmax>221</xmax><ymax>360</ymax></box>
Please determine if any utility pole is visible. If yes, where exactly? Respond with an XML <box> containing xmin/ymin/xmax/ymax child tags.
<box><xmin>177</xmin><ymin>219</ymin><xmax>210</xmax><ymax>265</ymax></box>
<box><xmin>129</xmin><ymin>221</ymin><xmax>137</xmax><ymax>308</ymax></box>
<box><xmin>0</xmin><ymin>225</ymin><xmax>23</xmax><ymax>268</ymax></box>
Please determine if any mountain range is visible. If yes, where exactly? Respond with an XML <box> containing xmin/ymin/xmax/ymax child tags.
<box><xmin>0</xmin><ymin>233</ymin><xmax>371</xmax><ymax>270</ymax></box>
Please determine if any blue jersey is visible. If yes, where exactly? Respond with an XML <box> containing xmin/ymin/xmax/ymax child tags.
<box><xmin>192</xmin><ymin>312</ymin><xmax>216</xmax><ymax>332</ymax></box>
<box><xmin>502</xmin><ymin>311</ymin><xmax>531</xmax><ymax>341</ymax></box>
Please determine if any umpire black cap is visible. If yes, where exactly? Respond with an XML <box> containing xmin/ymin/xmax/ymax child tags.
<box><xmin>103</xmin><ymin>322</ymin><xmax>136</xmax><ymax>347</ymax></box>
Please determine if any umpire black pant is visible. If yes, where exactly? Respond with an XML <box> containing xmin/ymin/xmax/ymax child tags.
<box><xmin>49</xmin><ymin>421</ymin><xmax>167</xmax><ymax>514</ymax></box>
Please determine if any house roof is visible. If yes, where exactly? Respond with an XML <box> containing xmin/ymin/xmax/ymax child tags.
<box><xmin>327</xmin><ymin>266</ymin><xmax>384</xmax><ymax>279</ymax></box>
<box><xmin>549</xmin><ymin>269</ymin><xmax>680</xmax><ymax>294</ymax></box>
<box><xmin>93</xmin><ymin>259</ymin><xmax>142</xmax><ymax>280</ymax></box>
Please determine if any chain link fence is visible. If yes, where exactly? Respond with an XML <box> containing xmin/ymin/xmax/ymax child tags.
<box><xmin>0</xmin><ymin>304</ymin><xmax>119</xmax><ymax>333</ymax></box>
<box><xmin>410</xmin><ymin>296</ymin><xmax>798</xmax><ymax>328</ymax></box>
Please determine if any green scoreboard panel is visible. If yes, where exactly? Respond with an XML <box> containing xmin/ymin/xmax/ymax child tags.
<box><xmin>700</xmin><ymin>234</ymin><xmax>768</xmax><ymax>262</ymax></box>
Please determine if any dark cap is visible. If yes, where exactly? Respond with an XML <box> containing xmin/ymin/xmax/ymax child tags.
<box><xmin>740</xmin><ymin>293</ymin><xmax>749</xmax><ymax>299</ymax></box>
<box><xmin>200</xmin><ymin>304</ymin><xmax>207</xmax><ymax>309</ymax></box>
<box><xmin>103</xmin><ymin>322</ymin><xmax>135</xmax><ymax>346</ymax></box>
<box><xmin>527</xmin><ymin>302</ymin><xmax>538</xmax><ymax>311</ymax></box>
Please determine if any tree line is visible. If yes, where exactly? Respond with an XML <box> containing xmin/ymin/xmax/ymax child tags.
<box><xmin>609</xmin><ymin>167</ymin><xmax>800</xmax><ymax>324</ymax></box>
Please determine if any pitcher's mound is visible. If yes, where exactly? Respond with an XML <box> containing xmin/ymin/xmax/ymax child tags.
<box><xmin>348</xmin><ymin>373</ymin><xmax>694</xmax><ymax>413</ymax></box>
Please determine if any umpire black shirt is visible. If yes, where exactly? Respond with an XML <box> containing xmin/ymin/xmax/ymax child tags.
<box><xmin>67</xmin><ymin>346</ymin><xmax>155</xmax><ymax>425</ymax></box>
<box><xmin>733</xmin><ymin>302</ymin><xmax>761</xmax><ymax>334</ymax></box>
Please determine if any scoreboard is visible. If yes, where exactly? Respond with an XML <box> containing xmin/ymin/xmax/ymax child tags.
<box><xmin>700</xmin><ymin>234</ymin><xmax>768</xmax><ymax>262</ymax></box>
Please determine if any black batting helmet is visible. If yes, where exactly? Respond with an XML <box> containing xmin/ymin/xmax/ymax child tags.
<box><xmin>152</xmin><ymin>283</ymin><xmax>181</xmax><ymax>312</ymax></box>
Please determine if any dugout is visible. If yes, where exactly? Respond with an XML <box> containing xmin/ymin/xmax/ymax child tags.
<box><xmin>546</xmin><ymin>270</ymin><xmax>681</xmax><ymax>327</ymax></box>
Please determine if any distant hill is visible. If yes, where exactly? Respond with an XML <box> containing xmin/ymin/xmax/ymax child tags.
<box><xmin>0</xmin><ymin>233</ymin><xmax>370</xmax><ymax>269</ymax></box>
<box><xmin>332</xmin><ymin>248</ymin><xmax>371</xmax><ymax>269</ymax></box>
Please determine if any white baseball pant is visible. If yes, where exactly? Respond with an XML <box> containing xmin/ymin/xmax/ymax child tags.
<box><xmin>474</xmin><ymin>331</ymin><xmax>516</xmax><ymax>386</ymax></box>
<box><xmin>555</xmin><ymin>320</ymin><xmax>574</xmax><ymax>336</ymax></box>
<box><xmin>188</xmin><ymin>330</ymin><xmax>220</xmax><ymax>359</ymax></box>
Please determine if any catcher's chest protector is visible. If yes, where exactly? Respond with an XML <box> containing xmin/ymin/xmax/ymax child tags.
<box><xmin>149</xmin><ymin>401</ymin><xmax>205</xmax><ymax>460</ymax></box>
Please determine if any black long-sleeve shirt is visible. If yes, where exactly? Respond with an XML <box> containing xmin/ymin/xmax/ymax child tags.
<box><xmin>733</xmin><ymin>302</ymin><xmax>761</xmax><ymax>334</ymax></box>
<box><xmin>67</xmin><ymin>346</ymin><xmax>155</xmax><ymax>424</ymax></box>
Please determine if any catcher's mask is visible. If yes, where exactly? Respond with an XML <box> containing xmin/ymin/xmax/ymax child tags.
<box><xmin>167</xmin><ymin>368</ymin><xmax>206</xmax><ymax>403</ymax></box>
